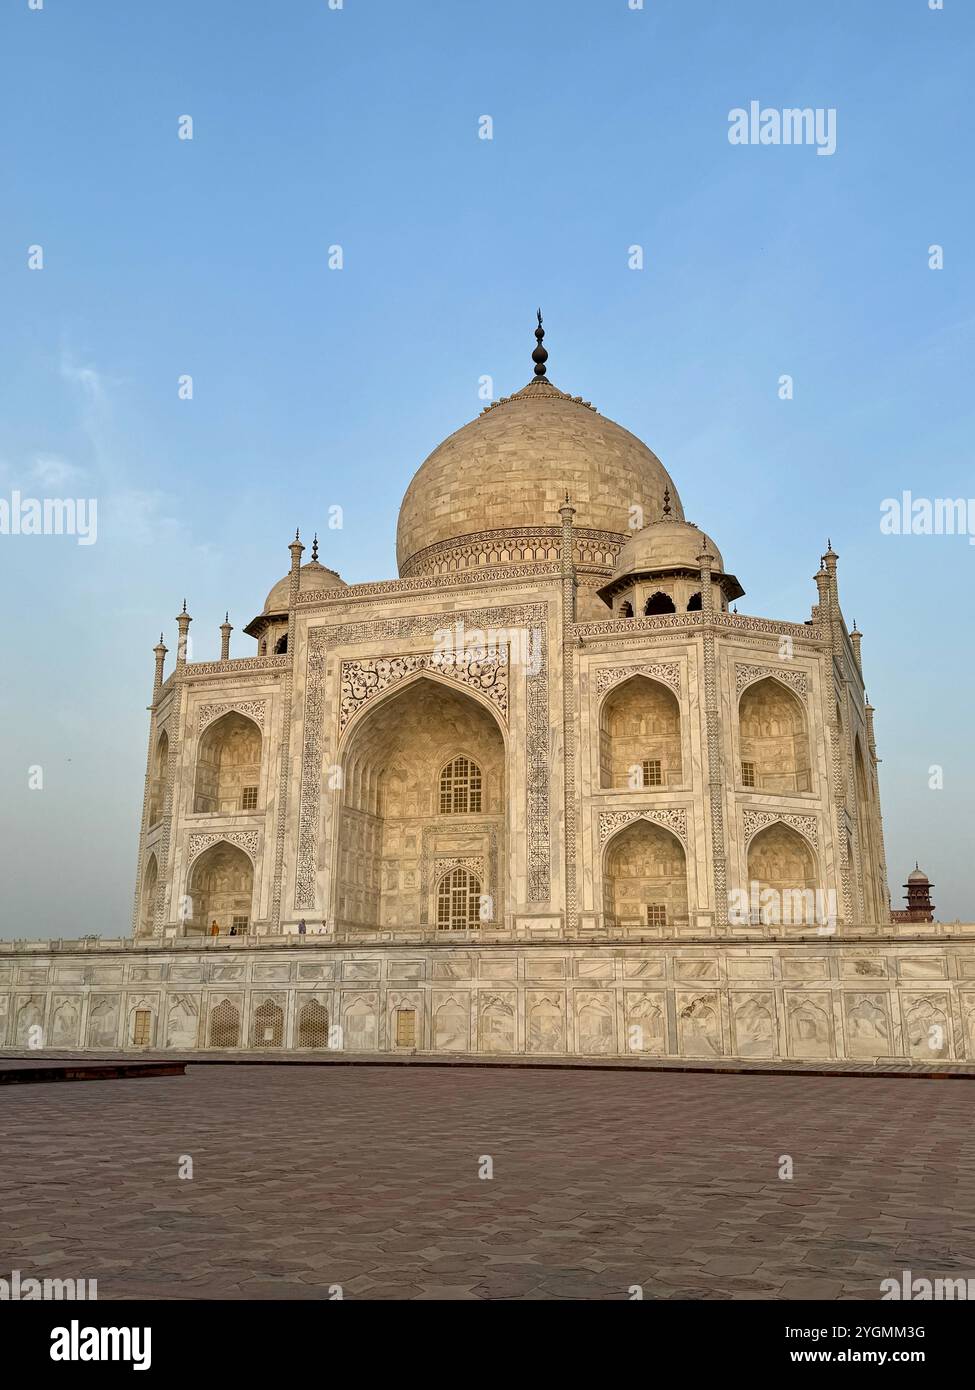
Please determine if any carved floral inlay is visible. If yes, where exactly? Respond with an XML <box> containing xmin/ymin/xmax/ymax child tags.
<box><xmin>735</xmin><ymin>664</ymin><xmax>807</xmax><ymax>703</ymax></box>
<box><xmin>595</xmin><ymin>661</ymin><xmax>681</xmax><ymax>696</ymax></box>
<box><xmin>340</xmin><ymin>652</ymin><xmax>507</xmax><ymax>730</ymax></box>
<box><xmin>198</xmin><ymin>699</ymin><xmax>267</xmax><ymax>732</ymax></box>
<box><xmin>598</xmin><ymin>808</ymin><xmax>688</xmax><ymax>847</ymax></box>
<box><xmin>742</xmin><ymin>810</ymin><xmax>819</xmax><ymax>849</ymax></box>
<box><xmin>187</xmin><ymin>831</ymin><xmax>260</xmax><ymax>863</ymax></box>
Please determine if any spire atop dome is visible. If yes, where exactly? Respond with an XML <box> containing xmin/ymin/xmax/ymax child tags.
<box><xmin>532</xmin><ymin>308</ymin><xmax>548</xmax><ymax>378</ymax></box>
<box><xmin>311</xmin><ymin>533</ymin><xmax>319</xmax><ymax>562</ymax></box>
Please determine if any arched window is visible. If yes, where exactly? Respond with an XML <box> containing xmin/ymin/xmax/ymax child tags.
<box><xmin>437</xmin><ymin>867</ymin><xmax>481</xmax><ymax>930</ymax></box>
<box><xmin>297</xmin><ymin>1000</ymin><xmax>329</xmax><ymax>1049</ymax></box>
<box><xmin>274</xmin><ymin>634</ymin><xmax>288</xmax><ymax>654</ymax></box>
<box><xmin>439</xmin><ymin>756</ymin><xmax>482</xmax><ymax>814</ymax></box>
<box><xmin>644</xmin><ymin>592</ymin><xmax>676</xmax><ymax>615</ymax></box>
<box><xmin>686</xmin><ymin>591</ymin><xmax>702</xmax><ymax>612</ymax></box>
<box><xmin>619</xmin><ymin>600</ymin><xmax>634</xmax><ymax>618</ymax></box>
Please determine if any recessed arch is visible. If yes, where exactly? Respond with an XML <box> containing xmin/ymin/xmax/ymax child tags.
<box><xmin>335</xmin><ymin>674</ymin><xmax>505</xmax><ymax>931</ymax></box>
<box><xmin>138</xmin><ymin>853</ymin><xmax>158</xmax><ymax>938</ymax></box>
<box><xmin>149</xmin><ymin>729</ymin><xmax>168</xmax><ymax>824</ymax></box>
<box><xmin>854</xmin><ymin>735</ymin><xmax>881</xmax><ymax>923</ymax></box>
<box><xmin>746</xmin><ymin>822</ymin><xmax>819</xmax><ymax>926</ymax></box>
<box><xmin>602</xmin><ymin>818</ymin><xmax>688</xmax><ymax>929</ymax></box>
<box><xmin>599</xmin><ymin>674</ymin><xmax>682</xmax><ymax>789</ymax></box>
<box><xmin>738</xmin><ymin>677</ymin><xmax>810</xmax><ymax>793</ymax></box>
<box><xmin>187</xmin><ymin>840</ymin><xmax>254</xmax><ymax>935</ymax></box>
<box><xmin>194</xmin><ymin>710</ymin><xmax>262</xmax><ymax>815</ymax></box>
<box><xmin>643</xmin><ymin>591</ymin><xmax>676</xmax><ymax>615</ymax></box>
<box><xmin>686</xmin><ymin>591</ymin><xmax>702</xmax><ymax>612</ymax></box>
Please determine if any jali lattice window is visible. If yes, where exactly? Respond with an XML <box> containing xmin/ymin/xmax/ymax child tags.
<box><xmin>132</xmin><ymin>1009</ymin><xmax>151</xmax><ymax>1046</ymax></box>
<box><xmin>439</xmin><ymin>756</ymin><xmax>482</xmax><ymax>814</ymax></box>
<box><xmin>437</xmin><ymin>867</ymin><xmax>481</xmax><ymax>931</ymax></box>
<box><xmin>232</xmin><ymin>915</ymin><xmax>249</xmax><ymax>933</ymax></box>
<box><xmin>241</xmin><ymin>786</ymin><xmax>258</xmax><ymax>810</ymax></box>
<box><xmin>646</xmin><ymin>905</ymin><xmax>667</xmax><ymax>928</ymax></box>
<box><xmin>641</xmin><ymin>759</ymin><xmax>663</xmax><ymax>788</ymax></box>
<box><xmin>741</xmin><ymin>760</ymin><xmax>756</xmax><ymax>788</ymax></box>
<box><xmin>298</xmin><ymin>1001</ymin><xmax>329</xmax><ymax>1049</ymax></box>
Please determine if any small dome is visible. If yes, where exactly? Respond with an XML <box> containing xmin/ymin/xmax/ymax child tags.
<box><xmin>907</xmin><ymin>866</ymin><xmax>930</xmax><ymax>883</ymax></box>
<box><xmin>613</xmin><ymin>518</ymin><xmax>724</xmax><ymax>576</ymax></box>
<box><xmin>263</xmin><ymin>559</ymin><xmax>346</xmax><ymax>613</ymax></box>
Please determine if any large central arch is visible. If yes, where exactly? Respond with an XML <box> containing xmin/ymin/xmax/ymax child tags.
<box><xmin>334</xmin><ymin>674</ymin><xmax>506</xmax><ymax>932</ymax></box>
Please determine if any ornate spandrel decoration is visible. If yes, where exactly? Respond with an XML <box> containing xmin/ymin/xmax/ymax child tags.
<box><xmin>598</xmin><ymin>808</ymin><xmax>688</xmax><ymax>848</ymax></box>
<box><xmin>340</xmin><ymin>651</ymin><xmax>508</xmax><ymax>731</ymax></box>
<box><xmin>294</xmin><ymin>605</ymin><xmax>549</xmax><ymax>913</ymax></box>
<box><xmin>198</xmin><ymin>699</ymin><xmax>267</xmax><ymax>732</ymax></box>
<box><xmin>187</xmin><ymin>831</ymin><xmax>260</xmax><ymax>863</ymax></box>
<box><xmin>742</xmin><ymin>809</ymin><xmax>819</xmax><ymax>849</ymax></box>
<box><xmin>435</xmin><ymin>856</ymin><xmax>485</xmax><ymax>878</ymax></box>
<box><xmin>734</xmin><ymin>664</ymin><xmax>807</xmax><ymax>703</ymax></box>
<box><xmin>595</xmin><ymin>661</ymin><xmax>681</xmax><ymax>696</ymax></box>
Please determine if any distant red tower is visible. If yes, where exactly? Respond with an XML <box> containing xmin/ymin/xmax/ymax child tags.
<box><xmin>890</xmin><ymin>864</ymin><xmax>935</xmax><ymax>924</ymax></box>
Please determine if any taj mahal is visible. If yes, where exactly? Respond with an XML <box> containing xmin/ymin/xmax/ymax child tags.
<box><xmin>2</xmin><ymin>319</ymin><xmax>970</xmax><ymax>1063</ymax></box>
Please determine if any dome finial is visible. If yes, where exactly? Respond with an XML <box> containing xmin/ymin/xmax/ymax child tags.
<box><xmin>532</xmin><ymin>308</ymin><xmax>548</xmax><ymax>378</ymax></box>
<box><xmin>662</xmin><ymin>487</ymin><xmax>672</xmax><ymax>518</ymax></box>
<box><xmin>311</xmin><ymin>533</ymin><xmax>319</xmax><ymax>562</ymax></box>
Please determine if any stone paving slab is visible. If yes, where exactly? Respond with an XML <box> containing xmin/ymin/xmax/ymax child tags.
<box><xmin>1</xmin><ymin>1065</ymin><xmax>972</xmax><ymax>1300</ymax></box>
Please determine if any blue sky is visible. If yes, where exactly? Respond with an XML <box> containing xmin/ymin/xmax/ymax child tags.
<box><xmin>1</xmin><ymin>0</ymin><xmax>972</xmax><ymax>934</ymax></box>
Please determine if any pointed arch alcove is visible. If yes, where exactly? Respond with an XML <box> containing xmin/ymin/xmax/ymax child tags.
<box><xmin>138</xmin><ymin>853</ymin><xmax>158</xmax><ymax>938</ymax></box>
<box><xmin>194</xmin><ymin>711</ymin><xmax>262</xmax><ymax>815</ymax></box>
<box><xmin>602</xmin><ymin>819</ymin><xmax>689</xmax><ymax>930</ymax></box>
<box><xmin>335</xmin><ymin>674</ymin><xmax>506</xmax><ymax>931</ymax></box>
<box><xmin>149</xmin><ymin>729</ymin><xmax>168</xmax><ymax>825</ymax></box>
<box><xmin>746</xmin><ymin>822</ymin><xmax>819</xmax><ymax>926</ymax></box>
<box><xmin>854</xmin><ymin>736</ymin><xmax>881</xmax><ymax>923</ymax></box>
<box><xmin>187</xmin><ymin>840</ymin><xmax>254</xmax><ymax>935</ymax></box>
<box><xmin>599</xmin><ymin>675</ymin><xmax>682</xmax><ymax>789</ymax></box>
<box><xmin>738</xmin><ymin>677</ymin><xmax>811</xmax><ymax>793</ymax></box>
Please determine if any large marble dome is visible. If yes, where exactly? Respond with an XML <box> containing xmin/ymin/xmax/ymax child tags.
<box><xmin>396</xmin><ymin>373</ymin><xmax>684</xmax><ymax>578</ymax></box>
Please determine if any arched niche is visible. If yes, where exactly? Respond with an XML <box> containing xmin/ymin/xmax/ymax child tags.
<box><xmin>187</xmin><ymin>840</ymin><xmax>254</xmax><ymax>935</ymax></box>
<box><xmin>599</xmin><ymin>675</ymin><xmax>682</xmax><ymax>790</ymax></box>
<box><xmin>854</xmin><ymin>737</ymin><xmax>881</xmax><ymax>922</ymax></box>
<box><xmin>643</xmin><ymin>591</ymin><xmax>676</xmax><ymax>615</ymax></box>
<box><xmin>603</xmin><ymin>819</ymin><xmax>688</xmax><ymax>929</ymax></box>
<box><xmin>138</xmin><ymin>853</ymin><xmax>158</xmax><ymax>938</ymax></box>
<box><xmin>746</xmin><ymin>822</ymin><xmax>819</xmax><ymax>926</ymax></box>
<box><xmin>194</xmin><ymin>711</ymin><xmax>262</xmax><ymax>814</ymax></box>
<box><xmin>149</xmin><ymin>729</ymin><xmax>168</xmax><ymax>825</ymax></box>
<box><xmin>335</xmin><ymin>675</ymin><xmax>505</xmax><ymax>931</ymax></box>
<box><xmin>738</xmin><ymin>677</ymin><xmax>810</xmax><ymax>792</ymax></box>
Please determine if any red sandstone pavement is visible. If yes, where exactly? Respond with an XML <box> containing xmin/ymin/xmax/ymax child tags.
<box><xmin>0</xmin><ymin>1064</ymin><xmax>972</xmax><ymax>1300</ymax></box>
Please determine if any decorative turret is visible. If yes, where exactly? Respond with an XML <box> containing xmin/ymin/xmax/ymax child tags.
<box><xmin>890</xmin><ymin>865</ymin><xmax>935</xmax><ymax>924</ymax></box>
<box><xmin>220</xmin><ymin>612</ymin><xmax>233</xmax><ymax>661</ymax></box>
<box><xmin>152</xmin><ymin>633</ymin><xmax>167</xmax><ymax>698</ymax></box>
<box><xmin>175</xmin><ymin>600</ymin><xmax>192</xmax><ymax>667</ymax></box>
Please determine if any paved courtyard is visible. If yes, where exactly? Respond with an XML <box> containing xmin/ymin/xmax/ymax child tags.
<box><xmin>1</xmin><ymin>1064</ymin><xmax>973</xmax><ymax>1300</ymax></box>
